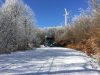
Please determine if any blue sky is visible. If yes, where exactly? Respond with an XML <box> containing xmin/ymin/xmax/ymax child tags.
<box><xmin>0</xmin><ymin>0</ymin><xmax>89</xmax><ymax>27</ymax></box>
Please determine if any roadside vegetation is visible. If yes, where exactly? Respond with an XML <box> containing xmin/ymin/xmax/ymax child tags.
<box><xmin>66</xmin><ymin>0</ymin><xmax>100</xmax><ymax>60</ymax></box>
<box><xmin>54</xmin><ymin>0</ymin><xmax>100</xmax><ymax>60</ymax></box>
<box><xmin>0</xmin><ymin>0</ymin><xmax>41</xmax><ymax>53</ymax></box>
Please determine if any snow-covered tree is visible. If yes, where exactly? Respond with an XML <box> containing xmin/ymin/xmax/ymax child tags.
<box><xmin>0</xmin><ymin>0</ymin><xmax>37</xmax><ymax>53</ymax></box>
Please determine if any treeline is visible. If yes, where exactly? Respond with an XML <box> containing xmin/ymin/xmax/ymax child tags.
<box><xmin>0</xmin><ymin>0</ymin><xmax>43</xmax><ymax>53</ymax></box>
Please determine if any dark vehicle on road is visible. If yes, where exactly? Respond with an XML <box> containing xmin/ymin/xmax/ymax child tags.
<box><xmin>45</xmin><ymin>36</ymin><xmax>55</xmax><ymax>47</ymax></box>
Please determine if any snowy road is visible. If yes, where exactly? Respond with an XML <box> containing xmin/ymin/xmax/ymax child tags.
<box><xmin>0</xmin><ymin>47</ymin><xmax>100</xmax><ymax>75</ymax></box>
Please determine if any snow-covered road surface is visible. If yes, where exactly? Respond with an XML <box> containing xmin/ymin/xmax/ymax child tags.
<box><xmin>0</xmin><ymin>47</ymin><xmax>100</xmax><ymax>75</ymax></box>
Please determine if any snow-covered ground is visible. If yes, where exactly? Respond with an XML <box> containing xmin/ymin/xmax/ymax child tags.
<box><xmin>0</xmin><ymin>47</ymin><xmax>100</xmax><ymax>75</ymax></box>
